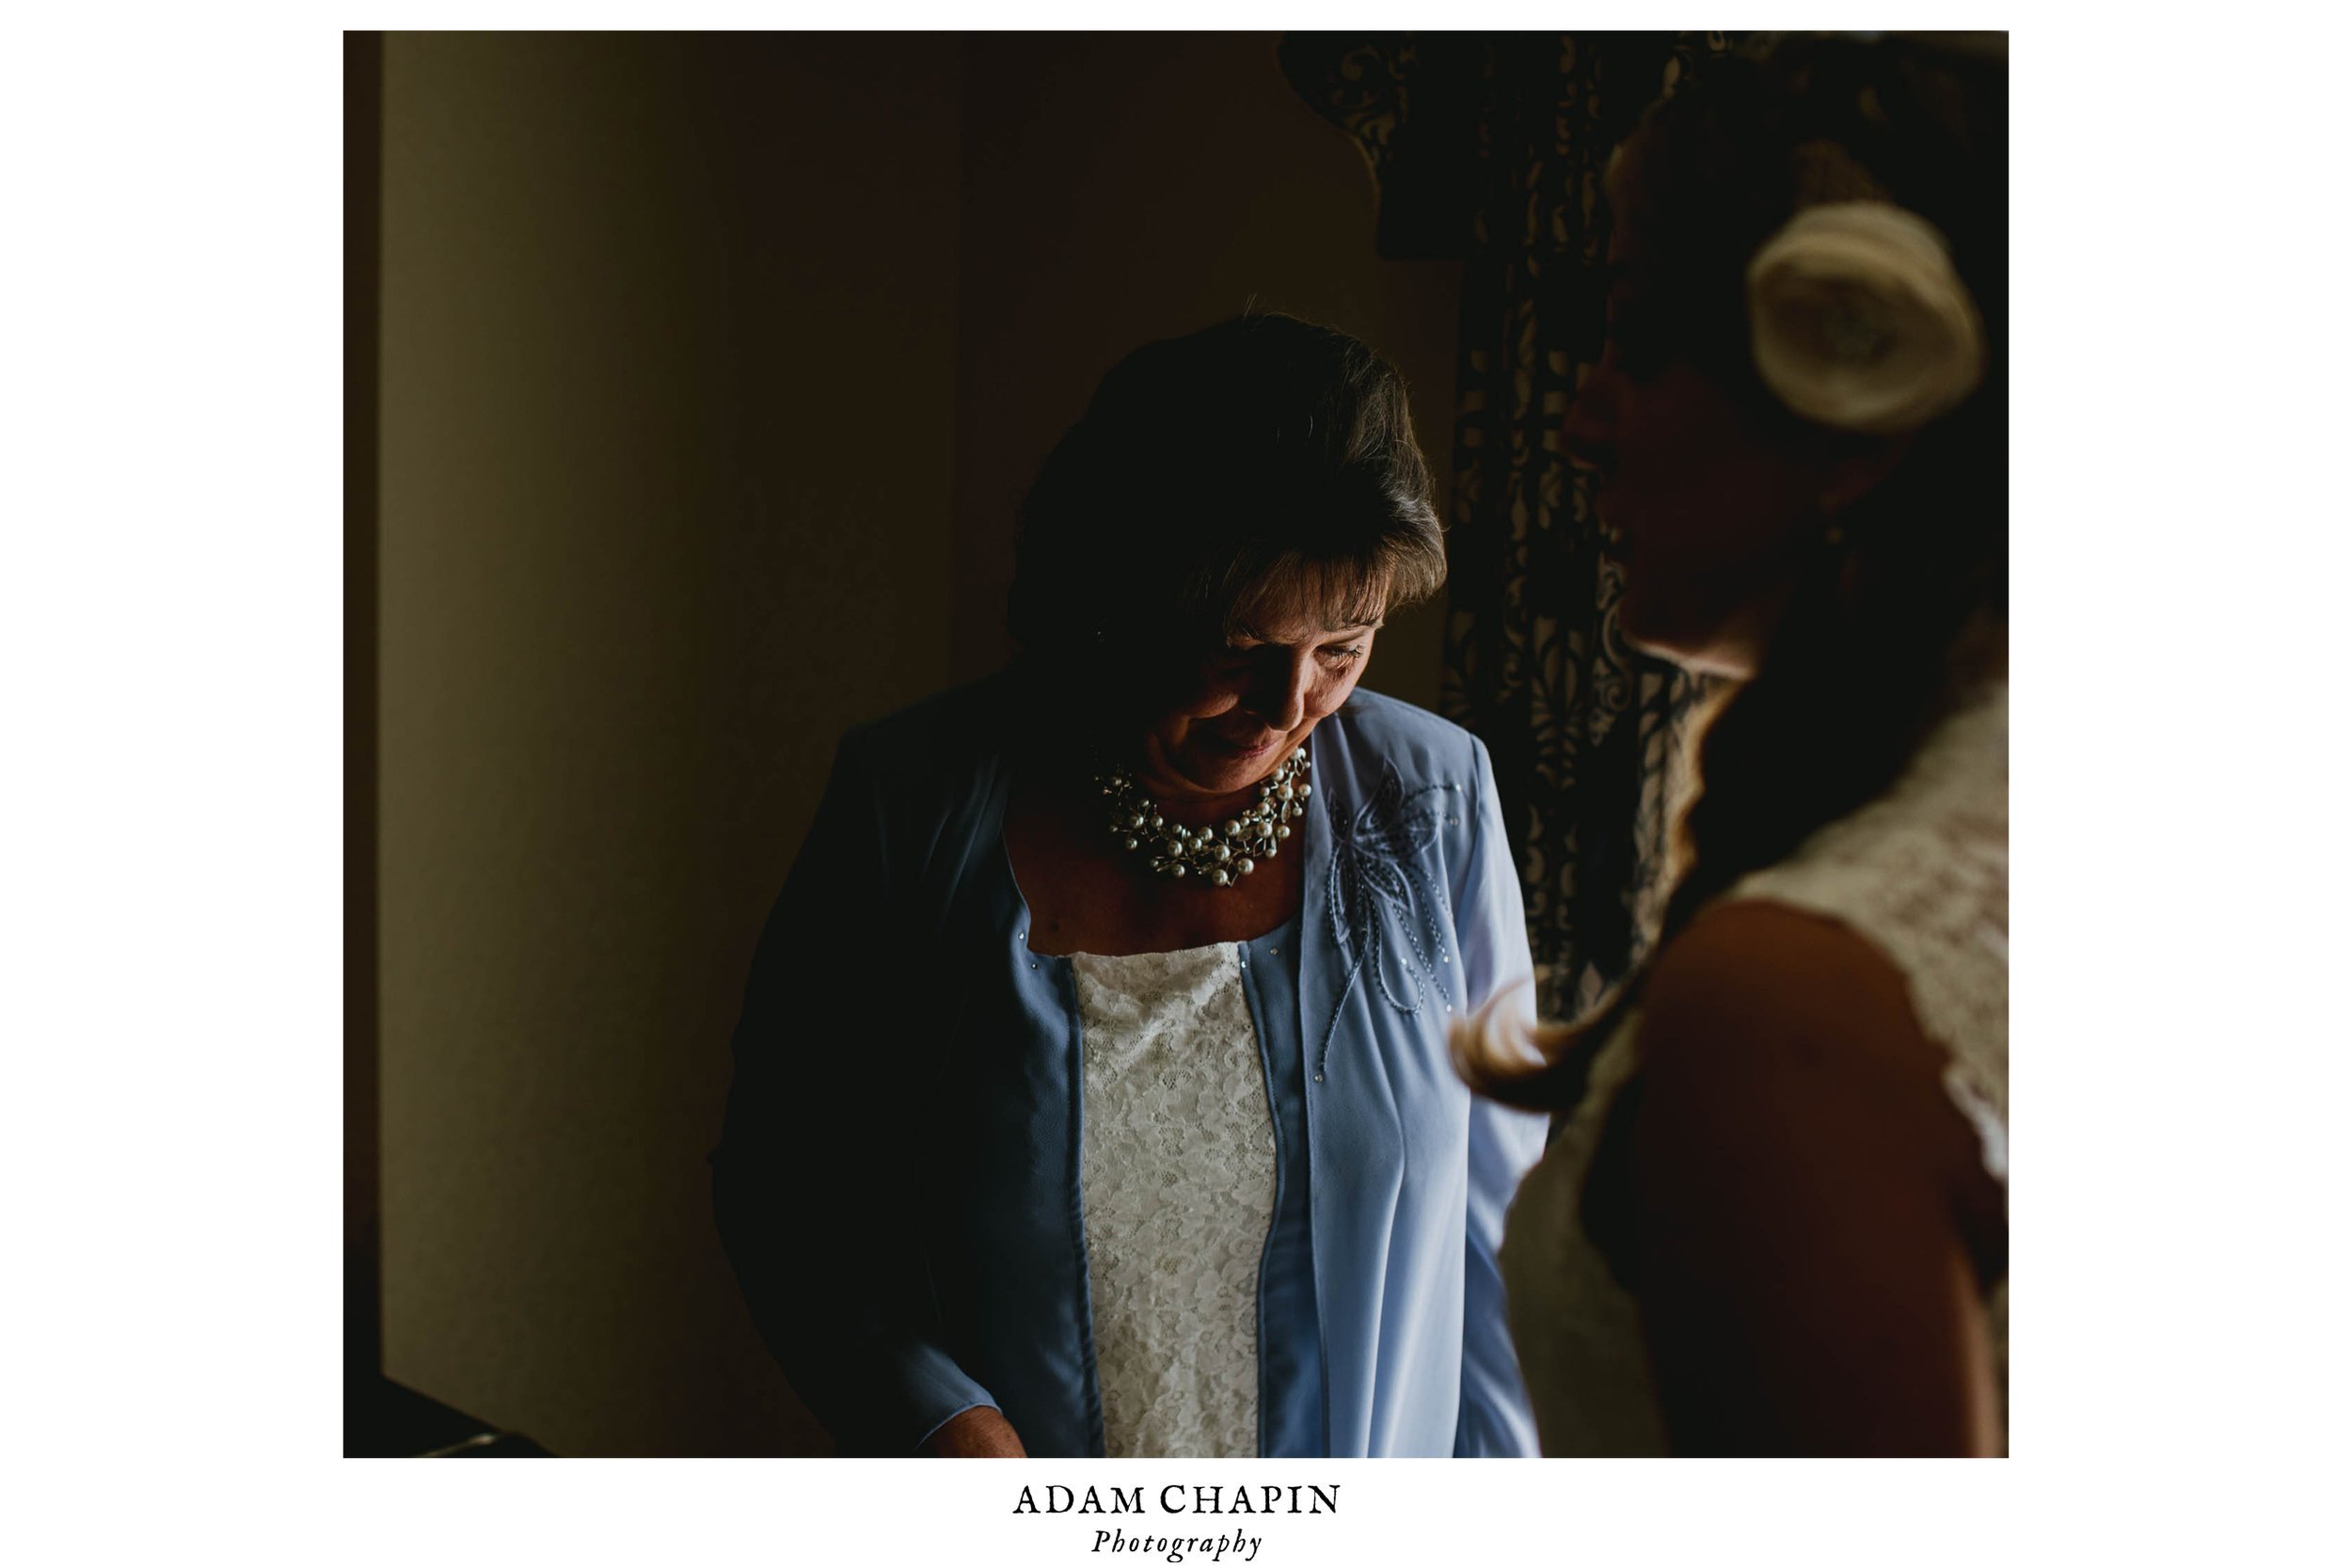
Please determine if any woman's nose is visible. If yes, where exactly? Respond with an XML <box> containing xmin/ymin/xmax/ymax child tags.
<box><xmin>1248</xmin><ymin>650</ymin><xmax>1312</xmax><ymax>731</ymax></box>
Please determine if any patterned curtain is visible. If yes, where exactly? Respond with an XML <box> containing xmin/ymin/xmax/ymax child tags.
<box><xmin>1282</xmin><ymin>32</ymin><xmax>1739</xmax><ymax>1021</ymax></box>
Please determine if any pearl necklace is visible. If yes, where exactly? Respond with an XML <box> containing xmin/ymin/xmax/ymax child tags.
<box><xmin>1098</xmin><ymin>747</ymin><xmax>1311</xmax><ymax>886</ymax></box>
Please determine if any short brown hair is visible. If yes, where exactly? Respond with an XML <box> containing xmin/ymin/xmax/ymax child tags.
<box><xmin>1006</xmin><ymin>313</ymin><xmax>1446</xmax><ymax>667</ymax></box>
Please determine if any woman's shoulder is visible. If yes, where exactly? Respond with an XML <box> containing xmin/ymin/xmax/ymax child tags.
<box><xmin>1723</xmin><ymin>674</ymin><xmax>2008</xmax><ymax>1116</ymax></box>
<box><xmin>1636</xmin><ymin>900</ymin><xmax>1990</xmax><ymax>1196</ymax></box>
<box><xmin>818</xmin><ymin>675</ymin><xmax>1023</xmax><ymax>836</ymax></box>
<box><xmin>1645</xmin><ymin>902</ymin><xmax>1929</xmax><ymax>1078</ymax></box>
<box><xmin>1323</xmin><ymin>688</ymin><xmax>1488</xmax><ymax>786</ymax></box>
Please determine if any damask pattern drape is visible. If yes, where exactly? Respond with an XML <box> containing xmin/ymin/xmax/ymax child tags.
<box><xmin>1282</xmin><ymin>32</ymin><xmax>1739</xmax><ymax>1020</ymax></box>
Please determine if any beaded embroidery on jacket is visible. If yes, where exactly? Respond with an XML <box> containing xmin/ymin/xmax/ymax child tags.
<box><xmin>1315</xmin><ymin>761</ymin><xmax>1463</xmax><ymax>1073</ymax></box>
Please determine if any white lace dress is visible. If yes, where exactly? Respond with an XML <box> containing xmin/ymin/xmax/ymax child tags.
<box><xmin>1070</xmin><ymin>942</ymin><xmax>1278</xmax><ymax>1458</ymax></box>
<box><xmin>1499</xmin><ymin>679</ymin><xmax>2009</xmax><ymax>1454</ymax></box>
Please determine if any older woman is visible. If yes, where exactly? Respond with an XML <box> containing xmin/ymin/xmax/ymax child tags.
<box><xmin>713</xmin><ymin>314</ymin><xmax>1547</xmax><ymax>1458</ymax></box>
<box><xmin>1461</xmin><ymin>33</ymin><xmax>2009</xmax><ymax>1454</ymax></box>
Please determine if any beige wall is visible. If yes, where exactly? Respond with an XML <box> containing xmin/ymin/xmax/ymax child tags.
<box><xmin>377</xmin><ymin>31</ymin><xmax>1460</xmax><ymax>1456</ymax></box>
<box><xmin>952</xmin><ymin>34</ymin><xmax>1462</xmax><ymax>704</ymax></box>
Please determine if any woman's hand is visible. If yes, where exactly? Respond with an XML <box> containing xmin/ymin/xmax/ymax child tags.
<box><xmin>925</xmin><ymin>1405</ymin><xmax>1028</xmax><ymax>1457</ymax></box>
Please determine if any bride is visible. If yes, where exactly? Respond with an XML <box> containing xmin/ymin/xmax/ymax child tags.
<box><xmin>1459</xmin><ymin>32</ymin><xmax>2010</xmax><ymax>1455</ymax></box>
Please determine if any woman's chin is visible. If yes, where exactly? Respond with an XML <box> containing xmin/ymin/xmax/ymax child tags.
<box><xmin>1183</xmin><ymin>758</ymin><xmax>1273</xmax><ymax>798</ymax></box>
<box><xmin>1615</xmin><ymin>591</ymin><xmax>1667</xmax><ymax>657</ymax></box>
<box><xmin>1622</xmin><ymin>611</ymin><xmax>1763</xmax><ymax>680</ymax></box>
<box><xmin>1619</xmin><ymin>621</ymin><xmax>1682</xmax><ymax>667</ymax></box>
<box><xmin>1167</xmin><ymin>737</ymin><xmax>1292</xmax><ymax>799</ymax></box>
<box><xmin>1618</xmin><ymin>595</ymin><xmax>1711</xmax><ymax>673</ymax></box>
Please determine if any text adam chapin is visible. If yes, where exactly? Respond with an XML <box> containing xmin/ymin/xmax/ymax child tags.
<box><xmin>1012</xmin><ymin>1482</ymin><xmax>1341</xmax><ymax>1564</ymax></box>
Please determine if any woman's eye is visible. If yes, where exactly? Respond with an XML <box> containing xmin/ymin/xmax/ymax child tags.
<box><xmin>1320</xmin><ymin>643</ymin><xmax>1366</xmax><ymax>664</ymax></box>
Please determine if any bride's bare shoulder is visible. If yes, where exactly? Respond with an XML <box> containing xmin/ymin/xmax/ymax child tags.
<box><xmin>1633</xmin><ymin>898</ymin><xmax>1975</xmax><ymax>1178</ymax></box>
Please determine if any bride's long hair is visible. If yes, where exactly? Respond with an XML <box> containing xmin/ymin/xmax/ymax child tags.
<box><xmin>1455</xmin><ymin>33</ymin><xmax>2010</xmax><ymax>1111</ymax></box>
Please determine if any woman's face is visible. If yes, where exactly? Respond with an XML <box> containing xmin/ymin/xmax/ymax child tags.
<box><xmin>1132</xmin><ymin>608</ymin><xmax>1380</xmax><ymax>804</ymax></box>
<box><xmin>1562</xmin><ymin>229</ymin><xmax>1835</xmax><ymax>678</ymax></box>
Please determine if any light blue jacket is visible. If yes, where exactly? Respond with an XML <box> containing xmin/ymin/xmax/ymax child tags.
<box><xmin>713</xmin><ymin>677</ymin><xmax>1546</xmax><ymax>1456</ymax></box>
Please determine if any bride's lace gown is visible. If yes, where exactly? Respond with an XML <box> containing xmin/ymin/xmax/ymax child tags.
<box><xmin>1500</xmin><ymin>679</ymin><xmax>2009</xmax><ymax>1454</ymax></box>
